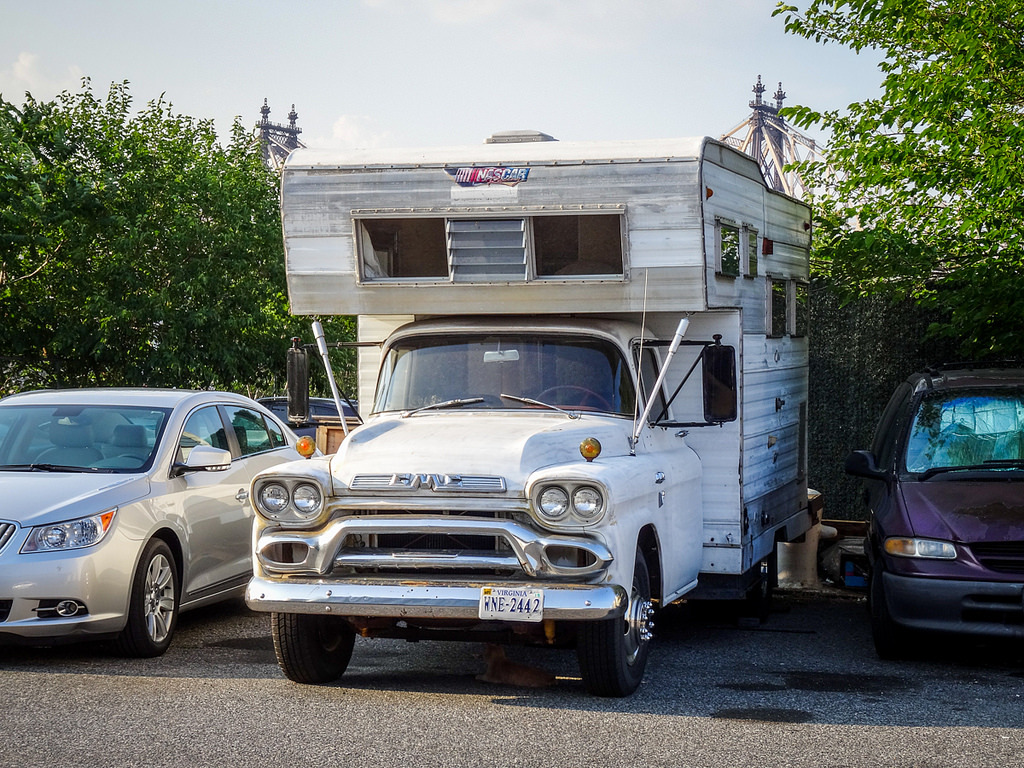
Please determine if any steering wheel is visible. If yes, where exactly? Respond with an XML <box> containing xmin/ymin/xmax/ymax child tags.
<box><xmin>535</xmin><ymin>385</ymin><xmax>613</xmax><ymax>412</ymax></box>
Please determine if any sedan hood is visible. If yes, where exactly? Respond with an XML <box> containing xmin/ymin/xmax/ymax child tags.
<box><xmin>0</xmin><ymin>472</ymin><xmax>151</xmax><ymax>526</ymax></box>
<box><xmin>901</xmin><ymin>479</ymin><xmax>1024</xmax><ymax>543</ymax></box>
<box><xmin>332</xmin><ymin>412</ymin><xmax>634</xmax><ymax>491</ymax></box>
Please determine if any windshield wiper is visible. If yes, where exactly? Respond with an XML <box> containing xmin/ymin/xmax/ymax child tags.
<box><xmin>402</xmin><ymin>397</ymin><xmax>484</xmax><ymax>417</ymax></box>
<box><xmin>0</xmin><ymin>463</ymin><xmax>101</xmax><ymax>473</ymax></box>
<box><xmin>499</xmin><ymin>393</ymin><xmax>580</xmax><ymax>419</ymax></box>
<box><xmin>919</xmin><ymin>460</ymin><xmax>1024</xmax><ymax>480</ymax></box>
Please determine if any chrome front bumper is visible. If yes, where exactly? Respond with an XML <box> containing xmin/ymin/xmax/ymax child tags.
<box><xmin>245</xmin><ymin>576</ymin><xmax>627</xmax><ymax>621</ymax></box>
<box><xmin>255</xmin><ymin>515</ymin><xmax>613</xmax><ymax>579</ymax></box>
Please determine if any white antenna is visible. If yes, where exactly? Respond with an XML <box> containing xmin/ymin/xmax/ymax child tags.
<box><xmin>311</xmin><ymin>320</ymin><xmax>349</xmax><ymax>436</ymax></box>
<box><xmin>630</xmin><ymin>270</ymin><xmax>650</xmax><ymax>456</ymax></box>
<box><xmin>632</xmin><ymin>317</ymin><xmax>690</xmax><ymax>448</ymax></box>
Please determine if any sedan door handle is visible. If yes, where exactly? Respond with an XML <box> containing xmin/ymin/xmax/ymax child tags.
<box><xmin>235</xmin><ymin>489</ymin><xmax>249</xmax><ymax>502</ymax></box>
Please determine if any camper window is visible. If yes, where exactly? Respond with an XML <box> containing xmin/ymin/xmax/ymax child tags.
<box><xmin>794</xmin><ymin>282</ymin><xmax>809</xmax><ymax>338</ymax></box>
<box><xmin>717</xmin><ymin>220</ymin><xmax>740</xmax><ymax>278</ymax></box>
<box><xmin>534</xmin><ymin>214</ymin><xmax>624</xmax><ymax>277</ymax></box>
<box><xmin>768</xmin><ymin>278</ymin><xmax>788</xmax><ymax>337</ymax></box>
<box><xmin>358</xmin><ymin>218</ymin><xmax>448</xmax><ymax>279</ymax></box>
<box><xmin>745</xmin><ymin>227</ymin><xmax>758</xmax><ymax>277</ymax></box>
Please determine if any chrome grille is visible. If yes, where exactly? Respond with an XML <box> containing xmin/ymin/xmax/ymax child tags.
<box><xmin>350</xmin><ymin>473</ymin><xmax>507</xmax><ymax>492</ymax></box>
<box><xmin>0</xmin><ymin>522</ymin><xmax>16</xmax><ymax>553</ymax></box>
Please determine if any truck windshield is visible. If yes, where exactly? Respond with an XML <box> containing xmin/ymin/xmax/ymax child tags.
<box><xmin>374</xmin><ymin>333</ymin><xmax>637</xmax><ymax>416</ymax></box>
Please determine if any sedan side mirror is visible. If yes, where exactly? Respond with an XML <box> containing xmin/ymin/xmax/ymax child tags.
<box><xmin>172</xmin><ymin>445</ymin><xmax>232</xmax><ymax>476</ymax></box>
<box><xmin>844</xmin><ymin>449</ymin><xmax>887</xmax><ymax>480</ymax></box>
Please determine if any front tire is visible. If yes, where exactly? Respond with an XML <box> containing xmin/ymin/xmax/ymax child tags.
<box><xmin>577</xmin><ymin>548</ymin><xmax>654</xmax><ymax>697</ymax></box>
<box><xmin>272</xmin><ymin>612</ymin><xmax>356</xmax><ymax>684</ymax></box>
<box><xmin>870</xmin><ymin>565</ymin><xmax>912</xmax><ymax>660</ymax></box>
<box><xmin>115</xmin><ymin>538</ymin><xmax>179</xmax><ymax>657</ymax></box>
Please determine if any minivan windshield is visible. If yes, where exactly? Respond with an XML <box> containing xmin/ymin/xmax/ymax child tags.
<box><xmin>904</xmin><ymin>388</ymin><xmax>1024</xmax><ymax>474</ymax></box>
<box><xmin>374</xmin><ymin>333</ymin><xmax>637</xmax><ymax>416</ymax></box>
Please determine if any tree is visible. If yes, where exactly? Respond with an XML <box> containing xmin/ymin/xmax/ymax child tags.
<box><xmin>0</xmin><ymin>80</ymin><xmax>354</xmax><ymax>395</ymax></box>
<box><xmin>774</xmin><ymin>0</ymin><xmax>1024</xmax><ymax>358</ymax></box>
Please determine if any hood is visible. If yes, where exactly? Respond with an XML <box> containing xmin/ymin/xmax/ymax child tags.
<box><xmin>901</xmin><ymin>479</ymin><xmax>1024</xmax><ymax>543</ymax></box>
<box><xmin>0</xmin><ymin>472</ymin><xmax>151</xmax><ymax>526</ymax></box>
<box><xmin>332</xmin><ymin>412</ymin><xmax>635</xmax><ymax>491</ymax></box>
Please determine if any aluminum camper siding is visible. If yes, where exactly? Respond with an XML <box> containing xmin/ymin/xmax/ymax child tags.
<box><xmin>281</xmin><ymin>138</ymin><xmax>731</xmax><ymax>317</ymax></box>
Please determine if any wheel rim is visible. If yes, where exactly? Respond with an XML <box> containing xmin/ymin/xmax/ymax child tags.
<box><xmin>143</xmin><ymin>553</ymin><xmax>175</xmax><ymax>644</ymax></box>
<box><xmin>623</xmin><ymin>582</ymin><xmax>654</xmax><ymax>665</ymax></box>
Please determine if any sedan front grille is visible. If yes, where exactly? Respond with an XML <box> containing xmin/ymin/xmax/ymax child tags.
<box><xmin>969</xmin><ymin>541</ymin><xmax>1024</xmax><ymax>574</ymax></box>
<box><xmin>0</xmin><ymin>522</ymin><xmax>16</xmax><ymax>554</ymax></box>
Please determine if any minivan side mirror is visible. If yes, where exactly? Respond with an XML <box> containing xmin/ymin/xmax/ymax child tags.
<box><xmin>844</xmin><ymin>449</ymin><xmax>888</xmax><ymax>480</ymax></box>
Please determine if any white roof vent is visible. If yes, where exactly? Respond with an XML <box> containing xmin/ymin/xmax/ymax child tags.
<box><xmin>485</xmin><ymin>130</ymin><xmax>558</xmax><ymax>144</ymax></box>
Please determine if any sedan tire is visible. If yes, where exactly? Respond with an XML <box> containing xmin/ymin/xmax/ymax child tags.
<box><xmin>115</xmin><ymin>538</ymin><xmax>179</xmax><ymax>657</ymax></box>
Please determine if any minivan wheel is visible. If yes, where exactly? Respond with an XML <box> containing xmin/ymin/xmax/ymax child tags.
<box><xmin>870</xmin><ymin>566</ymin><xmax>913</xmax><ymax>660</ymax></box>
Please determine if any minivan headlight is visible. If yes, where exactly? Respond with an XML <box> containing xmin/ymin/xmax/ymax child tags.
<box><xmin>884</xmin><ymin>537</ymin><xmax>957</xmax><ymax>560</ymax></box>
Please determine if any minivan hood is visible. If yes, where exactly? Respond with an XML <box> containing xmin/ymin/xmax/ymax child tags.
<box><xmin>332</xmin><ymin>412</ymin><xmax>634</xmax><ymax>491</ymax></box>
<box><xmin>0</xmin><ymin>472</ymin><xmax>151</xmax><ymax>526</ymax></box>
<box><xmin>901</xmin><ymin>479</ymin><xmax>1024</xmax><ymax>543</ymax></box>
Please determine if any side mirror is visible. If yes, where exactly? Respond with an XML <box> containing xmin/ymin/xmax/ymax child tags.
<box><xmin>172</xmin><ymin>445</ymin><xmax>232</xmax><ymax>476</ymax></box>
<box><xmin>844</xmin><ymin>449</ymin><xmax>887</xmax><ymax>480</ymax></box>
<box><xmin>287</xmin><ymin>337</ymin><xmax>310</xmax><ymax>424</ymax></box>
<box><xmin>702</xmin><ymin>340</ymin><xmax>737</xmax><ymax>423</ymax></box>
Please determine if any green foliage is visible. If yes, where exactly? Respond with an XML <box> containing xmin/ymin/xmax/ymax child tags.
<box><xmin>0</xmin><ymin>80</ymin><xmax>354</xmax><ymax>396</ymax></box>
<box><xmin>774</xmin><ymin>1</ymin><xmax>1024</xmax><ymax>359</ymax></box>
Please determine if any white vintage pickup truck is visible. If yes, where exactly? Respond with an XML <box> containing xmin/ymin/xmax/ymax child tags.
<box><xmin>246</xmin><ymin>132</ymin><xmax>813</xmax><ymax>696</ymax></box>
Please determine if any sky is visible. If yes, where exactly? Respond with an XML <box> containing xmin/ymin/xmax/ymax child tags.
<box><xmin>0</xmin><ymin>0</ymin><xmax>884</xmax><ymax>151</ymax></box>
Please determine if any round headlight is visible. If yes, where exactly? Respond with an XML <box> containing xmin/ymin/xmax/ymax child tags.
<box><xmin>538</xmin><ymin>487</ymin><xmax>570</xmax><ymax>520</ymax></box>
<box><xmin>572</xmin><ymin>486</ymin><xmax>603</xmax><ymax>521</ymax></box>
<box><xmin>292</xmin><ymin>483</ymin><xmax>323</xmax><ymax>517</ymax></box>
<box><xmin>258</xmin><ymin>482</ymin><xmax>290</xmax><ymax>516</ymax></box>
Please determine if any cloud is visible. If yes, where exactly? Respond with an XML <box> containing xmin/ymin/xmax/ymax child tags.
<box><xmin>307</xmin><ymin>114</ymin><xmax>393</xmax><ymax>150</ymax></box>
<box><xmin>0</xmin><ymin>52</ymin><xmax>84</xmax><ymax>102</ymax></box>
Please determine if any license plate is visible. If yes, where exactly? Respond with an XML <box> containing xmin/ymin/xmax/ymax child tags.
<box><xmin>478</xmin><ymin>587</ymin><xmax>544</xmax><ymax>622</ymax></box>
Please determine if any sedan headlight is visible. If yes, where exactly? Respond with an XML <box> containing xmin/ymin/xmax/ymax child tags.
<box><xmin>534</xmin><ymin>483</ymin><xmax>606</xmax><ymax>526</ymax></box>
<box><xmin>884</xmin><ymin>537</ymin><xmax>957</xmax><ymax>560</ymax></box>
<box><xmin>22</xmin><ymin>508</ymin><xmax>117</xmax><ymax>553</ymax></box>
<box><xmin>254</xmin><ymin>478</ymin><xmax>326</xmax><ymax>525</ymax></box>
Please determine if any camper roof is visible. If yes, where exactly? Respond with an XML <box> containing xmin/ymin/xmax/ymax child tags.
<box><xmin>284</xmin><ymin>135</ymin><xmax>709</xmax><ymax>170</ymax></box>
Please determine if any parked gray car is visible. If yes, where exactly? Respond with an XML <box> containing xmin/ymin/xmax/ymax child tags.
<box><xmin>0</xmin><ymin>388</ymin><xmax>309</xmax><ymax>656</ymax></box>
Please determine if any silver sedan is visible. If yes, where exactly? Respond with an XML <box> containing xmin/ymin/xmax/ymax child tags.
<box><xmin>0</xmin><ymin>388</ymin><xmax>313</xmax><ymax>656</ymax></box>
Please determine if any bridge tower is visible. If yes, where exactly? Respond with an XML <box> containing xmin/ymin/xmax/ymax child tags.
<box><xmin>720</xmin><ymin>76</ymin><xmax>823</xmax><ymax>199</ymax></box>
<box><xmin>257</xmin><ymin>99</ymin><xmax>305</xmax><ymax>170</ymax></box>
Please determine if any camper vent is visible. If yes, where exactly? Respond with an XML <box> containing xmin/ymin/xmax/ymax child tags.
<box><xmin>448</xmin><ymin>219</ymin><xmax>527</xmax><ymax>282</ymax></box>
<box><xmin>485</xmin><ymin>130</ymin><xmax>557</xmax><ymax>144</ymax></box>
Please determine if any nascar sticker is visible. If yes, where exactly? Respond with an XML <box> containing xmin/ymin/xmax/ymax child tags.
<box><xmin>445</xmin><ymin>166</ymin><xmax>530</xmax><ymax>187</ymax></box>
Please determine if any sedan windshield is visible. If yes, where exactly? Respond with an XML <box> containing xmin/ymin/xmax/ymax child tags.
<box><xmin>904</xmin><ymin>388</ymin><xmax>1024</xmax><ymax>474</ymax></box>
<box><xmin>0</xmin><ymin>404</ymin><xmax>171</xmax><ymax>472</ymax></box>
<box><xmin>374</xmin><ymin>333</ymin><xmax>637</xmax><ymax>416</ymax></box>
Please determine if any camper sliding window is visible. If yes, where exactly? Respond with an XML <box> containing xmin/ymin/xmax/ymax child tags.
<box><xmin>355</xmin><ymin>214</ymin><xmax>624</xmax><ymax>282</ymax></box>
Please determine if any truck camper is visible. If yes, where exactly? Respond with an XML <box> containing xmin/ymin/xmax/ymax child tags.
<box><xmin>246</xmin><ymin>131</ymin><xmax>814</xmax><ymax>696</ymax></box>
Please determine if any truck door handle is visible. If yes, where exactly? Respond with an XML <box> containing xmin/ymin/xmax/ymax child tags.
<box><xmin>235</xmin><ymin>489</ymin><xmax>249</xmax><ymax>502</ymax></box>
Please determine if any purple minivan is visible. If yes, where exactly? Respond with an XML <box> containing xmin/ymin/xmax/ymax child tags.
<box><xmin>846</xmin><ymin>364</ymin><xmax>1024</xmax><ymax>658</ymax></box>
